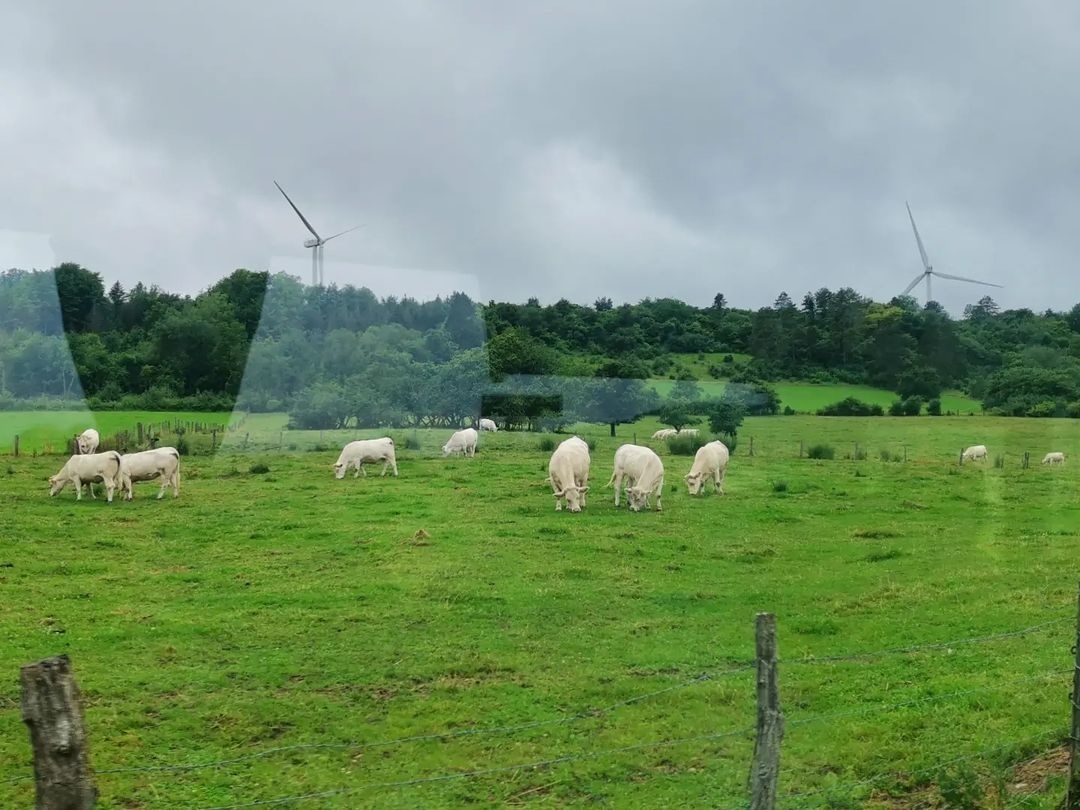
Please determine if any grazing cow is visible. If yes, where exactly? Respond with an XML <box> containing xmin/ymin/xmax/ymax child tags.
<box><xmin>478</xmin><ymin>418</ymin><xmax>498</xmax><ymax>432</ymax></box>
<box><xmin>76</xmin><ymin>428</ymin><xmax>100</xmax><ymax>455</ymax></box>
<box><xmin>120</xmin><ymin>447</ymin><xmax>181</xmax><ymax>500</ymax></box>
<box><xmin>333</xmin><ymin>438</ymin><xmax>399</xmax><ymax>479</ymax></box>
<box><xmin>607</xmin><ymin>444</ymin><xmax>665</xmax><ymax>512</ymax></box>
<box><xmin>49</xmin><ymin>451</ymin><xmax>122</xmax><ymax>502</ymax></box>
<box><xmin>651</xmin><ymin>428</ymin><xmax>677</xmax><ymax>440</ymax></box>
<box><xmin>684</xmin><ymin>440</ymin><xmax>730</xmax><ymax>495</ymax></box>
<box><xmin>442</xmin><ymin>428</ymin><xmax>478</xmax><ymax>458</ymax></box>
<box><xmin>547</xmin><ymin>436</ymin><xmax>591</xmax><ymax>512</ymax></box>
<box><xmin>961</xmin><ymin>444</ymin><xmax>988</xmax><ymax>463</ymax></box>
<box><xmin>1042</xmin><ymin>451</ymin><xmax>1066</xmax><ymax>465</ymax></box>
<box><xmin>677</xmin><ymin>428</ymin><xmax>699</xmax><ymax>437</ymax></box>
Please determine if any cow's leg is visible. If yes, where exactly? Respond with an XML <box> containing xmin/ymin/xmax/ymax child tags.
<box><xmin>157</xmin><ymin>478</ymin><xmax>168</xmax><ymax>499</ymax></box>
<box><xmin>715</xmin><ymin>467</ymin><xmax>725</xmax><ymax>494</ymax></box>
<box><xmin>613</xmin><ymin>473</ymin><xmax>622</xmax><ymax>507</ymax></box>
<box><xmin>655</xmin><ymin>490</ymin><xmax>663</xmax><ymax>512</ymax></box>
<box><xmin>105</xmin><ymin>481</ymin><xmax>114</xmax><ymax>503</ymax></box>
<box><xmin>74</xmin><ymin>480</ymin><xmax>83</xmax><ymax>501</ymax></box>
<box><xmin>391</xmin><ymin>458</ymin><xmax>399</xmax><ymax>476</ymax></box>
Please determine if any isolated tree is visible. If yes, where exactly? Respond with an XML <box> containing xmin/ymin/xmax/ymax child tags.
<box><xmin>657</xmin><ymin>401</ymin><xmax>700</xmax><ymax>432</ymax></box>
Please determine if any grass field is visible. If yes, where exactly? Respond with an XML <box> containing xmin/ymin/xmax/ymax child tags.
<box><xmin>646</xmin><ymin>380</ymin><xmax>983</xmax><ymax>415</ymax></box>
<box><xmin>3</xmin><ymin>415</ymin><xmax>1079</xmax><ymax>807</ymax></box>
<box><xmin>0</xmin><ymin>411</ymin><xmax>235</xmax><ymax>454</ymax></box>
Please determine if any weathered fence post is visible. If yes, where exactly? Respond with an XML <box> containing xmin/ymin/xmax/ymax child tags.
<box><xmin>749</xmin><ymin>612</ymin><xmax>783</xmax><ymax>810</ymax></box>
<box><xmin>749</xmin><ymin>436</ymin><xmax>754</xmax><ymax>457</ymax></box>
<box><xmin>1066</xmin><ymin>583</ymin><xmax>1080</xmax><ymax>810</ymax></box>
<box><xmin>20</xmin><ymin>655</ymin><xmax>97</xmax><ymax>810</ymax></box>
<box><xmin>14</xmin><ymin>434</ymin><xmax>19</xmax><ymax>457</ymax></box>
<box><xmin>136</xmin><ymin>423</ymin><xmax>144</xmax><ymax>446</ymax></box>
<box><xmin>903</xmin><ymin>444</ymin><xmax>908</xmax><ymax>463</ymax></box>
<box><xmin>211</xmin><ymin>430</ymin><xmax>218</xmax><ymax>452</ymax></box>
<box><xmin>958</xmin><ymin>448</ymin><xmax>964</xmax><ymax>466</ymax></box>
<box><xmin>1022</xmin><ymin>451</ymin><xmax>1030</xmax><ymax>469</ymax></box>
<box><xmin>799</xmin><ymin>440</ymin><xmax>804</xmax><ymax>458</ymax></box>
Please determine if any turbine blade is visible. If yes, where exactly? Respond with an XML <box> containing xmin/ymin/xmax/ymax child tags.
<box><xmin>901</xmin><ymin>273</ymin><xmax>924</xmax><ymax>296</ymax></box>
<box><xmin>322</xmin><ymin>224</ymin><xmax>365</xmax><ymax>243</ymax></box>
<box><xmin>906</xmin><ymin>201</ymin><xmax>931</xmax><ymax>272</ymax></box>
<box><xmin>932</xmin><ymin>270</ymin><xmax>1003</xmax><ymax>288</ymax></box>
<box><xmin>274</xmin><ymin>181</ymin><xmax>322</xmax><ymax>241</ymax></box>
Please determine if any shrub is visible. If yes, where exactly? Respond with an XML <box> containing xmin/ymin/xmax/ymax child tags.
<box><xmin>807</xmin><ymin>444</ymin><xmax>835</xmax><ymax>460</ymax></box>
<box><xmin>783</xmin><ymin>405</ymin><xmax>796</xmax><ymax>416</ymax></box>
<box><xmin>772</xmin><ymin>480</ymin><xmax>788</xmax><ymax>493</ymax></box>
<box><xmin>993</xmin><ymin>454</ymin><xmax>1005</xmax><ymax>469</ymax></box>
<box><xmin>586</xmin><ymin>438</ymin><xmax>598</xmax><ymax>452</ymax></box>
<box><xmin>538</xmin><ymin>437</ymin><xmax>556</xmax><ymax>452</ymax></box>
<box><xmin>175</xmin><ymin>437</ymin><xmax>190</xmax><ymax>456</ymax></box>
<box><xmin>667</xmin><ymin>433</ymin><xmax>709</xmax><ymax>456</ymax></box>
<box><xmin>404</xmin><ymin>432</ymin><xmax>422</xmax><ymax>450</ymax></box>
<box><xmin>817</xmin><ymin>398</ymin><xmax>884</xmax><ymax>417</ymax></box>
<box><xmin>927</xmin><ymin>398</ymin><xmax>942</xmax><ymax>416</ymax></box>
<box><xmin>250</xmin><ymin>462</ymin><xmax>270</xmax><ymax>474</ymax></box>
<box><xmin>879</xmin><ymin>449</ymin><xmax>893</xmax><ymax>462</ymax></box>
<box><xmin>888</xmin><ymin>400</ymin><xmax>904</xmax><ymax>416</ymax></box>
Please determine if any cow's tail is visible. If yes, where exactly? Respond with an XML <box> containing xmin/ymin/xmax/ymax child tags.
<box><xmin>605</xmin><ymin>470</ymin><xmax>617</xmax><ymax>488</ymax></box>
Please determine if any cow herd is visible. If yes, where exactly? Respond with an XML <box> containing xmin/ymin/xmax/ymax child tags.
<box><xmin>46</xmin><ymin>425</ymin><xmax>1067</xmax><ymax>511</ymax></box>
<box><xmin>48</xmin><ymin>428</ymin><xmax>182</xmax><ymax>503</ymax></box>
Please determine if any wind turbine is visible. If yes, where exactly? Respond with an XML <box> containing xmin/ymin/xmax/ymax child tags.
<box><xmin>901</xmin><ymin>202</ymin><xmax>1002</xmax><ymax>305</ymax></box>
<box><xmin>274</xmin><ymin>181</ymin><xmax>363</xmax><ymax>286</ymax></box>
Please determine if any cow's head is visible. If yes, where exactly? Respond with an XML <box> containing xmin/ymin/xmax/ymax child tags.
<box><xmin>48</xmin><ymin>475</ymin><xmax>64</xmax><ymax>496</ymax></box>
<box><xmin>332</xmin><ymin>462</ymin><xmax>347</xmax><ymax>480</ymax></box>
<box><xmin>684</xmin><ymin>472</ymin><xmax>704</xmax><ymax>495</ymax></box>
<box><xmin>627</xmin><ymin>486</ymin><xmax>650</xmax><ymax>512</ymax></box>
<box><xmin>441</xmin><ymin>444</ymin><xmax>452</xmax><ymax>457</ymax></box>
<box><xmin>76</xmin><ymin>436</ymin><xmax>93</xmax><ymax>454</ymax></box>
<box><xmin>555</xmin><ymin>484</ymin><xmax>589</xmax><ymax>513</ymax></box>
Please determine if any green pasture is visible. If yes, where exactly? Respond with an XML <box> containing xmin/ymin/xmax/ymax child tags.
<box><xmin>667</xmin><ymin>352</ymin><xmax>753</xmax><ymax>379</ymax></box>
<box><xmin>3</xmin><ymin>415</ymin><xmax>1079</xmax><ymax>807</ymax></box>
<box><xmin>0</xmin><ymin>411</ymin><xmax>235</xmax><ymax>455</ymax></box>
<box><xmin>647</xmin><ymin>380</ymin><xmax>982</xmax><ymax>415</ymax></box>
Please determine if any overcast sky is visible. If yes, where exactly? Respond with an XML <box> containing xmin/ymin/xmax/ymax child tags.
<box><xmin>2</xmin><ymin>2</ymin><xmax>1078</xmax><ymax>314</ymax></box>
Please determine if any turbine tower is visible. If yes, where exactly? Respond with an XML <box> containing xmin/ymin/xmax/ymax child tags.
<box><xmin>275</xmin><ymin>181</ymin><xmax>363</xmax><ymax>286</ymax></box>
<box><xmin>902</xmin><ymin>202</ymin><xmax>1002</xmax><ymax>305</ymax></box>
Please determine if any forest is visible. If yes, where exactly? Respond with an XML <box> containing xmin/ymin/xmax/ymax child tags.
<box><xmin>3</xmin><ymin>263</ymin><xmax>1080</xmax><ymax>428</ymax></box>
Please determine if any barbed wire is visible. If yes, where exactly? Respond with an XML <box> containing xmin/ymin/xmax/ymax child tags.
<box><xmin>785</xmin><ymin>668</ymin><xmax>1071</xmax><ymax>730</ymax></box>
<box><xmin>0</xmin><ymin>662</ymin><xmax>752</xmax><ymax>785</ymax></box>
<box><xmin>781</xmin><ymin>617</ymin><xmax>1070</xmax><ymax>666</ymax></box>
<box><xmin>194</xmin><ymin>724</ymin><xmax>756</xmax><ymax>809</ymax></box>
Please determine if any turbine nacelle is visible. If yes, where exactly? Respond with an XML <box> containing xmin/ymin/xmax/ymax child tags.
<box><xmin>902</xmin><ymin>202</ymin><xmax>1003</xmax><ymax>304</ymax></box>
<box><xmin>303</xmin><ymin>238</ymin><xmax>320</xmax><ymax>248</ymax></box>
<box><xmin>275</xmin><ymin>180</ymin><xmax>362</xmax><ymax>287</ymax></box>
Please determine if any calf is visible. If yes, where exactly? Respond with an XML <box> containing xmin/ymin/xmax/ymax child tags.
<box><xmin>547</xmin><ymin>436</ymin><xmax>591</xmax><ymax>512</ymax></box>
<box><xmin>333</xmin><ymin>438</ymin><xmax>399</xmax><ymax>479</ymax></box>
<box><xmin>684</xmin><ymin>440</ymin><xmax>730</xmax><ymax>495</ymax></box>
<box><xmin>120</xmin><ymin>447</ymin><xmax>181</xmax><ymax>500</ymax></box>
<box><xmin>49</xmin><ymin>451</ymin><xmax>122</xmax><ymax>503</ymax></box>
<box><xmin>1042</xmin><ymin>451</ymin><xmax>1066</xmax><ymax>465</ymax></box>
<box><xmin>478</xmin><ymin>418</ymin><xmax>498</xmax><ymax>432</ymax></box>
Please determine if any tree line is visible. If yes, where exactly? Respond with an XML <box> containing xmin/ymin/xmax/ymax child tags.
<box><xmin>3</xmin><ymin>263</ymin><xmax>1080</xmax><ymax>425</ymax></box>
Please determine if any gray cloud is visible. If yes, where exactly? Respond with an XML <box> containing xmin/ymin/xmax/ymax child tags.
<box><xmin>2</xmin><ymin>1</ymin><xmax>1079</xmax><ymax>313</ymax></box>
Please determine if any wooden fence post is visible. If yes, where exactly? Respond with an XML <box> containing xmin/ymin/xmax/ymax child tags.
<box><xmin>211</xmin><ymin>430</ymin><xmax>218</xmax><ymax>452</ymax></box>
<box><xmin>749</xmin><ymin>436</ymin><xmax>754</xmax><ymax>457</ymax></box>
<box><xmin>14</xmin><ymin>434</ymin><xmax>19</xmax><ymax>457</ymax></box>
<box><xmin>799</xmin><ymin>440</ymin><xmax>804</xmax><ymax>458</ymax></box>
<box><xmin>903</xmin><ymin>444</ymin><xmax>908</xmax><ymax>463</ymax></box>
<box><xmin>749</xmin><ymin>612</ymin><xmax>783</xmax><ymax>810</ymax></box>
<box><xmin>137</xmin><ymin>423</ymin><xmax>144</xmax><ymax>446</ymax></box>
<box><xmin>1022</xmin><ymin>451</ymin><xmax>1030</xmax><ymax>469</ymax></box>
<box><xmin>1066</xmin><ymin>583</ymin><xmax>1080</xmax><ymax>810</ymax></box>
<box><xmin>20</xmin><ymin>655</ymin><xmax>97</xmax><ymax>810</ymax></box>
<box><xmin>958</xmin><ymin>448</ymin><xmax>964</xmax><ymax>466</ymax></box>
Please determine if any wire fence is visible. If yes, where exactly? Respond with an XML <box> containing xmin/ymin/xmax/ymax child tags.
<box><xmin>5</xmin><ymin>612</ymin><xmax>1075</xmax><ymax>808</ymax></box>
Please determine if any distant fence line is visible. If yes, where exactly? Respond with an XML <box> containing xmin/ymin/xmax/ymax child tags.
<box><xmin>6</xmin><ymin>604</ymin><xmax>1078</xmax><ymax>809</ymax></box>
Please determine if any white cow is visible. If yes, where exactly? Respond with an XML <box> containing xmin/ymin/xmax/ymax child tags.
<box><xmin>677</xmin><ymin>428</ymin><xmax>699</xmax><ymax>437</ymax></box>
<box><xmin>442</xmin><ymin>428</ymin><xmax>478</xmax><ymax>458</ymax></box>
<box><xmin>478</xmin><ymin>418</ymin><xmax>498</xmax><ymax>432</ymax></box>
<box><xmin>76</xmin><ymin>428</ymin><xmax>100</xmax><ymax>455</ymax></box>
<box><xmin>961</xmin><ymin>444</ymin><xmax>988</xmax><ymax>463</ymax></box>
<box><xmin>333</xmin><ymin>438</ymin><xmax>399</xmax><ymax>479</ymax></box>
<box><xmin>1042</xmin><ymin>451</ymin><xmax>1066</xmax><ymax>465</ymax></box>
<box><xmin>49</xmin><ymin>451</ymin><xmax>122</xmax><ymax>503</ymax></box>
<box><xmin>684</xmin><ymin>440</ymin><xmax>730</xmax><ymax>495</ymax></box>
<box><xmin>547</xmin><ymin>436</ymin><xmax>591</xmax><ymax>512</ymax></box>
<box><xmin>120</xmin><ymin>447</ymin><xmax>181</xmax><ymax>500</ymax></box>
<box><xmin>607</xmin><ymin>444</ymin><xmax>665</xmax><ymax>512</ymax></box>
<box><xmin>651</xmin><ymin>428</ymin><xmax>677</xmax><ymax>440</ymax></box>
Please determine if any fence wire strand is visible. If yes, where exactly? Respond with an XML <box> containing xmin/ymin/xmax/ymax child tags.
<box><xmin>194</xmin><ymin>725</ymin><xmax>756</xmax><ymax>809</ymax></box>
